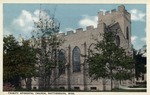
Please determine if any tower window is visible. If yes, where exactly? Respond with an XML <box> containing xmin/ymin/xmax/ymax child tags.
<box><xmin>116</xmin><ymin>36</ymin><xmax>120</xmax><ymax>46</ymax></box>
<box><xmin>126</xmin><ymin>27</ymin><xmax>129</xmax><ymax>40</ymax></box>
<box><xmin>72</xmin><ymin>46</ymin><xmax>81</xmax><ymax>72</ymax></box>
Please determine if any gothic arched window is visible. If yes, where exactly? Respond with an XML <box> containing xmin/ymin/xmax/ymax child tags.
<box><xmin>58</xmin><ymin>49</ymin><xmax>66</xmax><ymax>74</ymax></box>
<box><xmin>116</xmin><ymin>35</ymin><xmax>120</xmax><ymax>46</ymax></box>
<box><xmin>126</xmin><ymin>27</ymin><xmax>129</xmax><ymax>40</ymax></box>
<box><xmin>72</xmin><ymin>46</ymin><xmax>81</xmax><ymax>72</ymax></box>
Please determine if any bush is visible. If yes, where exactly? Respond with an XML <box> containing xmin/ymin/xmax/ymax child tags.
<box><xmin>3</xmin><ymin>83</ymin><xmax>15</xmax><ymax>91</ymax></box>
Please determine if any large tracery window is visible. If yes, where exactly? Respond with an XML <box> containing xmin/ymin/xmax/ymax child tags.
<box><xmin>126</xmin><ymin>27</ymin><xmax>129</xmax><ymax>40</ymax></box>
<box><xmin>72</xmin><ymin>46</ymin><xmax>81</xmax><ymax>72</ymax></box>
<box><xmin>58</xmin><ymin>49</ymin><xmax>66</xmax><ymax>74</ymax></box>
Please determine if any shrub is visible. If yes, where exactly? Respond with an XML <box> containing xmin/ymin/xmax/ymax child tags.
<box><xmin>3</xmin><ymin>83</ymin><xmax>15</xmax><ymax>91</ymax></box>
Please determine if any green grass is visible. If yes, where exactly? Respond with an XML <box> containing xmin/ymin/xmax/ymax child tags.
<box><xmin>14</xmin><ymin>88</ymin><xmax>146</xmax><ymax>92</ymax></box>
<box><xmin>111</xmin><ymin>88</ymin><xmax>146</xmax><ymax>92</ymax></box>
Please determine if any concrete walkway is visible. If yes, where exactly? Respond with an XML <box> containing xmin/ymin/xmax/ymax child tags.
<box><xmin>119</xmin><ymin>85</ymin><xmax>146</xmax><ymax>90</ymax></box>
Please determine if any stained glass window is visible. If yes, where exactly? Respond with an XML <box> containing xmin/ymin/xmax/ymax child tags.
<box><xmin>72</xmin><ymin>46</ymin><xmax>81</xmax><ymax>72</ymax></box>
<box><xmin>58</xmin><ymin>49</ymin><xmax>66</xmax><ymax>74</ymax></box>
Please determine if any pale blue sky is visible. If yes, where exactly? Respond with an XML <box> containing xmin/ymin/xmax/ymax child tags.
<box><xmin>3</xmin><ymin>4</ymin><xmax>146</xmax><ymax>50</ymax></box>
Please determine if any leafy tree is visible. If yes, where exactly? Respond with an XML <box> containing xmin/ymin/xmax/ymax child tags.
<box><xmin>32</xmin><ymin>9</ymin><xmax>65</xmax><ymax>89</ymax></box>
<box><xmin>18</xmin><ymin>40</ymin><xmax>39</xmax><ymax>90</ymax></box>
<box><xmin>133</xmin><ymin>48</ymin><xmax>146</xmax><ymax>79</ymax></box>
<box><xmin>3</xmin><ymin>35</ymin><xmax>38</xmax><ymax>90</ymax></box>
<box><xmin>114</xmin><ymin>55</ymin><xmax>134</xmax><ymax>84</ymax></box>
<box><xmin>3</xmin><ymin>35</ymin><xmax>20</xmax><ymax>87</ymax></box>
<box><xmin>87</xmin><ymin>31</ymin><xmax>134</xmax><ymax>90</ymax></box>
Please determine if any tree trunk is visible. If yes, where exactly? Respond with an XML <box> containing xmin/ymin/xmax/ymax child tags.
<box><xmin>25</xmin><ymin>78</ymin><xmax>27</xmax><ymax>89</ymax></box>
<box><xmin>25</xmin><ymin>78</ymin><xmax>32</xmax><ymax>90</ymax></box>
<box><xmin>47</xmin><ymin>75</ymin><xmax>50</xmax><ymax>89</ymax></box>
<box><xmin>110</xmin><ymin>69</ymin><xmax>113</xmax><ymax>91</ymax></box>
<box><xmin>120</xmin><ymin>80</ymin><xmax>121</xmax><ymax>85</ymax></box>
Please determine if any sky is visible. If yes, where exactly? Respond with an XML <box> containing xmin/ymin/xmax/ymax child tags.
<box><xmin>3</xmin><ymin>4</ymin><xmax>146</xmax><ymax>50</ymax></box>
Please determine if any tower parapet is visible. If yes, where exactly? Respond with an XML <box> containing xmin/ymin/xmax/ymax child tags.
<box><xmin>86</xmin><ymin>25</ymin><xmax>94</xmax><ymax>30</ymax></box>
<box><xmin>118</xmin><ymin>5</ymin><xmax>125</xmax><ymax>12</ymax></box>
<box><xmin>58</xmin><ymin>32</ymin><xmax>65</xmax><ymax>37</ymax></box>
<box><xmin>76</xmin><ymin>28</ymin><xmax>83</xmax><ymax>33</ymax></box>
<box><xmin>98</xmin><ymin>5</ymin><xmax>128</xmax><ymax>17</ymax></box>
<box><xmin>111</xmin><ymin>9</ymin><xmax>116</xmax><ymax>13</ymax></box>
<box><xmin>105</xmin><ymin>11</ymin><xmax>110</xmax><ymax>15</ymax></box>
<box><xmin>64</xmin><ymin>26</ymin><xmax>96</xmax><ymax>36</ymax></box>
<box><xmin>67</xmin><ymin>31</ymin><xmax>74</xmax><ymax>35</ymax></box>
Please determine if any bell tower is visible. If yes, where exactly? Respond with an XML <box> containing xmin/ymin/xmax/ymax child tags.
<box><xmin>98</xmin><ymin>5</ymin><xmax>132</xmax><ymax>51</ymax></box>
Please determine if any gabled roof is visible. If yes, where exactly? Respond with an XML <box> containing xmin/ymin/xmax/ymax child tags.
<box><xmin>105</xmin><ymin>22</ymin><xmax>128</xmax><ymax>44</ymax></box>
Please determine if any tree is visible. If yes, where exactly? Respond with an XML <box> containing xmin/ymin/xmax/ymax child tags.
<box><xmin>133</xmin><ymin>48</ymin><xmax>146</xmax><ymax>79</ymax></box>
<box><xmin>114</xmin><ymin>55</ymin><xmax>134</xmax><ymax>84</ymax></box>
<box><xmin>3</xmin><ymin>35</ymin><xmax>20</xmax><ymax>87</ymax></box>
<box><xmin>32</xmin><ymin>9</ymin><xmax>64</xmax><ymax>89</ymax></box>
<box><xmin>3</xmin><ymin>35</ymin><xmax>38</xmax><ymax>90</ymax></box>
<box><xmin>18</xmin><ymin>40</ymin><xmax>39</xmax><ymax>90</ymax></box>
<box><xmin>87</xmin><ymin>31</ymin><xmax>134</xmax><ymax>90</ymax></box>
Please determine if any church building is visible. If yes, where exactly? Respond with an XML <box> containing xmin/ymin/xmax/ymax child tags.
<box><xmin>21</xmin><ymin>5</ymin><xmax>134</xmax><ymax>91</ymax></box>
